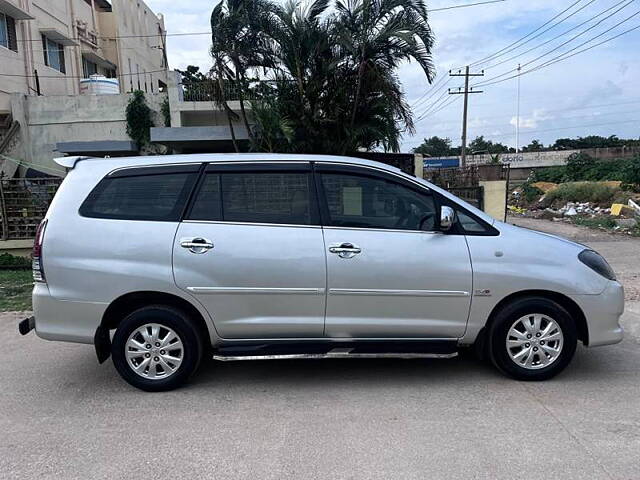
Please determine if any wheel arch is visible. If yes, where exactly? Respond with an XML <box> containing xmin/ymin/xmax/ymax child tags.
<box><xmin>94</xmin><ymin>291</ymin><xmax>214</xmax><ymax>363</ymax></box>
<box><xmin>477</xmin><ymin>290</ymin><xmax>589</xmax><ymax>352</ymax></box>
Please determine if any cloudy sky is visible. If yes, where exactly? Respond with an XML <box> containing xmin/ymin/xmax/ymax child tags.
<box><xmin>146</xmin><ymin>0</ymin><xmax>640</xmax><ymax>151</ymax></box>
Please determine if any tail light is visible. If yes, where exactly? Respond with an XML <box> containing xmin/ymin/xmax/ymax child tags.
<box><xmin>32</xmin><ymin>219</ymin><xmax>48</xmax><ymax>283</ymax></box>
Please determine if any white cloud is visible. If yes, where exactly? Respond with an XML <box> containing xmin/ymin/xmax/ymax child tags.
<box><xmin>145</xmin><ymin>0</ymin><xmax>640</xmax><ymax>150</ymax></box>
<box><xmin>509</xmin><ymin>109</ymin><xmax>553</xmax><ymax>129</ymax></box>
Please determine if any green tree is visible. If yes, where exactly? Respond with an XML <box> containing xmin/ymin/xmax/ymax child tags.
<box><xmin>522</xmin><ymin>139</ymin><xmax>543</xmax><ymax>152</ymax></box>
<box><xmin>412</xmin><ymin>136</ymin><xmax>454</xmax><ymax>156</ymax></box>
<box><xmin>468</xmin><ymin>135</ymin><xmax>511</xmax><ymax>154</ymax></box>
<box><xmin>210</xmin><ymin>0</ymin><xmax>436</xmax><ymax>154</ymax></box>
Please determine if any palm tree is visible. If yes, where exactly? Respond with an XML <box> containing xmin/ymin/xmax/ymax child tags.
<box><xmin>333</xmin><ymin>0</ymin><xmax>435</xmax><ymax>134</ymax></box>
<box><xmin>211</xmin><ymin>0</ymin><xmax>275</xmax><ymax>148</ymax></box>
<box><xmin>210</xmin><ymin>0</ymin><xmax>436</xmax><ymax>154</ymax></box>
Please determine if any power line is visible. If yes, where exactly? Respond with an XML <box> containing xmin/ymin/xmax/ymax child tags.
<box><xmin>415</xmin><ymin>87</ymin><xmax>454</xmax><ymax>119</ymax></box>
<box><xmin>410</xmin><ymin>74</ymin><xmax>451</xmax><ymax>108</ymax></box>
<box><xmin>416</xmin><ymin>95</ymin><xmax>462</xmax><ymax>122</ymax></box>
<box><xmin>479</xmin><ymin>0</ymin><xmax>600</xmax><ymax>71</ymax></box>
<box><xmin>474</xmin><ymin>3</ymin><xmax>639</xmax><ymax>87</ymax></box>
<box><xmin>481</xmin><ymin>0</ymin><xmax>631</xmax><ymax>71</ymax></box>
<box><xmin>475</xmin><ymin>16</ymin><xmax>640</xmax><ymax>88</ymax></box>
<box><xmin>429</xmin><ymin>0</ymin><xmax>506</xmax><ymax>13</ymax></box>
<box><xmin>11</xmin><ymin>0</ymin><xmax>509</xmax><ymax>44</ymax></box>
<box><xmin>463</xmin><ymin>0</ymin><xmax>587</xmax><ymax>69</ymax></box>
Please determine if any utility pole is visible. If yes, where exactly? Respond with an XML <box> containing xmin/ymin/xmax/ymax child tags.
<box><xmin>449</xmin><ymin>66</ymin><xmax>484</xmax><ymax>167</ymax></box>
<box><xmin>516</xmin><ymin>63</ymin><xmax>521</xmax><ymax>153</ymax></box>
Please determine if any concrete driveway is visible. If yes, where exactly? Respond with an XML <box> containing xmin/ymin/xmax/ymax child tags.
<box><xmin>1</xmin><ymin>218</ymin><xmax>639</xmax><ymax>480</ymax></box>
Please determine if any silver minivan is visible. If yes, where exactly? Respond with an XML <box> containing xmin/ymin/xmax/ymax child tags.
<box><xmin>19</xmin><ymin>154</ymin><xmax>624</xmax><ymax>391</ymax></box>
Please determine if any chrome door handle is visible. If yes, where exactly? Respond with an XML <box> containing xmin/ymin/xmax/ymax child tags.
<box><xmin>329</xmin><ymin>243</ymin><xmax>362</xmax><ymax>259</ymax></box>
<box><xmin>180</xmin><ymin>237</ymin><xmax>214</xmax><ymax>254</ymax></box>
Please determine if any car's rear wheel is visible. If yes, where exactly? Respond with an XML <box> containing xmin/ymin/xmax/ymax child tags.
<box><xmin>488</xmin><ymin>297</ymin><xmax>577</xmax><ymax>381</ymax></box>
<box><xmin>111</xmin><ymin>305</ymin><xmax>203</xmax><ymax>391</ymax></box>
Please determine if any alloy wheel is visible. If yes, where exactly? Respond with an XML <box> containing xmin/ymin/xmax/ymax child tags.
<box><xmin>125</xmin><ymin>323</ymin><xmax>184</xmax><ymax>379</ymax></box>
<box><xmin>505</xmin><ymin>314</ymin><xmax>564</xmax><ymax>370</ymax></box>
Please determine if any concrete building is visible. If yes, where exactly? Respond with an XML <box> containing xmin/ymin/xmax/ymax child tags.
<box><xmin>151</xmin><ymin>70</ymin><xmax>250</xmax><ymax>153</ymax></box>
<box><xmin>0</xmin><ymin>0</ymin><xmax>168</xmax><ymax>113</ymax></box>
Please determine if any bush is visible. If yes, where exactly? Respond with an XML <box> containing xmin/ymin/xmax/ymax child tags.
<box><xmin>522</xmin><ymin>184</ymin><xmax>544</xmax><ymax>203</ymax></box>
<box><xmin>126</xmin><ymin>90</ymin><xmax>153</xmax><ymax>147</ymax></box>
<box><xmin>0</xmin><ymin>253</ymin><xmax>31</xmax><ymax>268</ymax></box>
<box><xmin>543</xmin><ymin>182</ymin><xmax>617</xmax><ymax>206</ymax></box>
<box><xmin>532</xmin><ymin>165</ymin><xmax>567</xmax><ymax>183</ymax></box>
<box><xmin>621</xmin><ymin>155</ymin><xmax>640</xmax><ymax>191</ymax></box>
<box><xmin>565</xmin><ymin>152</ymin><xmax>592</xmax><ymax>181</ymax></box>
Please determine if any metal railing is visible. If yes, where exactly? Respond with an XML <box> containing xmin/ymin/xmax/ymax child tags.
<box><xmin>180</xmin><ymin>80</ymin><xmax>276</xmax><ymax>103</ymax></box>
<box><xmin>0</xmin><ymin>178</ymin><xmax>63</xmax><ymax>240</ymax></box>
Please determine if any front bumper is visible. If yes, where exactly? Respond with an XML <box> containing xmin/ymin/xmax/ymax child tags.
<box><xmin>570</xmin><ymin>280</ymin><xmax>624</xmax><ymax>347</ymax></box>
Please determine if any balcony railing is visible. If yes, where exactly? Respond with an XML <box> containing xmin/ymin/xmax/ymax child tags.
<box><xmin>179</xmin><ymin>80</ymin><xmax>277</xmax><ymax>103</ymax></box>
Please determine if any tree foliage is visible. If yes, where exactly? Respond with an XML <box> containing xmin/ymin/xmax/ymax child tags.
<box><xmin>412</xmin><ymin>136</ymin><xmax>457</xmax><ymax>156</ymax></box>
<box><xmin>125</xmin><ymin>90</ymin><xmax>153</xmax><ymax>147</ymax></box>
<box><xmin>209</xmin><ymin>0</ymin><xmax>435</xmax><ymax>154</ymax></box>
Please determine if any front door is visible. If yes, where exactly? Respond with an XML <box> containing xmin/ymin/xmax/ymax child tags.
<box><xmin>316</xmin><ymin>164</ymin><xmax>472</xmax><ymax>339</ymax></box>
<box><xmin>173</xmin><ymin>163</ymin><xmax>326</xmax><ymax>339</ymax></box>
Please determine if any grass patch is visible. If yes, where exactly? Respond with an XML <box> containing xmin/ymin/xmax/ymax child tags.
<box><xmin>0</xmin><ymin>270</ymin><xmax>33</xmax><ymax>311</ymax></box>
<box><xmin>572</xmin><ymin>216</ymin><xmax>617</xmax><ymax>230</ymax></box>
<box><xmin>544</xmin><ymin>182</ymin><xmax>617</xmax><ymax>206</ymax></box>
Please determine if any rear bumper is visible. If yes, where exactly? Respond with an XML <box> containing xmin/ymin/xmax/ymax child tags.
<box><xmin>32</xmin><ymin>283</ymin><xmax>108</xmax><ymax>344</ymax></box>
<box><xmin>570</xmin><ymin>281</ymin><xmax>625</xmax><ymax>347</ymax></box>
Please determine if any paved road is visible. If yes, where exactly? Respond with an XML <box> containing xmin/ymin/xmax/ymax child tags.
<box><xmin>1</xmin><ymin>218</ymin><xmax>639</xmax><ymax>480</ymax></box>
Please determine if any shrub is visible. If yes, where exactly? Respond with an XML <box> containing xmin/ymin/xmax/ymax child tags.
<box><xmin>533</xmin><ymin>165</ymin><xmax>567</xmax><ymax>183</ymax></box>
<box><xmin>126</xmin><ymin>90</ymin><xmax>153</xmax><ymax>147</ymax></box>
<box><xmin>543</xmin><ymin>182</ymin><xmax>617</xmax><ymax>206</ymax></box>
<box><xmin>565</xmin><ymin>152</ymin><xmax>593</xmax><ymax>181</ymax></box>
<box><xmin>620</xmin><ymin>155</ymin><xmax>640</xmax><ymax>191</ymax></box>
<box><xmin>522</xmin><ymin>184</ymin><xmax>544</xmax><ymax>203</ymax></box>
<box><xmin>572</xmin><ymin>216</ymin><xmax>617</xmax><ymax>230</ymax></box>
<box><xmin>0</xmin><ymin>253</ymin><xmax>31</xmax><ymax>268</ymax></box>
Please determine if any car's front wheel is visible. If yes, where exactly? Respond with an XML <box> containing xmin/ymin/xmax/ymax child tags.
<box><xmin>111</xmin><ymin>305</ymin><xmax>203</xmax><ymax>391</ymax></box>
<box><xmin>488</xmin><ymin>296</ymin><xmax>577</xmax><ymax>381</ymax></box>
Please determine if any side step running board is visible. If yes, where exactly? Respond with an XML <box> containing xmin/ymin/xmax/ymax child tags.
<box><xmin>213</xmin><ymin>348</ymin><xmax>458</xmax><ymax>362</ymax></box>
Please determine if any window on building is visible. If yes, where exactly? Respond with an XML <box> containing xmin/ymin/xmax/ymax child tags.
<box><xmin>0</xmin><ymin>12</ymin><xmax>18</xmax><ymax>52</ymax></box>
<box><xmin>42</xmin><ymin>35</ymin><xmax>66</xmax><ymax>73</ymax></box>
<box><xmin>82</xmin><ymin>57</ymin><xmax>98</xmax><ymax>78</ymax></box>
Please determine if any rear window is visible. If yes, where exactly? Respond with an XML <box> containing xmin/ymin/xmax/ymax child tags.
<box><xmin>188</xmin><ymin>172</ymin><xmax>314</xmax><ymax>225</ymax></box>
<box><xmin>80</xmin><ymin>172</ymin><xmax>196</xmax><ymax>221</ymax></box>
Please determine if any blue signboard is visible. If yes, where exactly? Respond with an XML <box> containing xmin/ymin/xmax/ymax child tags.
<box><xmin>424</xmin><ymin>157</ymin><xmax>460</xmax><ymax>168</ymax></box>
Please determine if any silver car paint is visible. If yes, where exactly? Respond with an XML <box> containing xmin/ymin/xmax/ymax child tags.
<box><xmin>33</xmin><ymin>153</ymin><xmax>623</xmax><ymax>348</ymax></box>
<box><xmin>173</xmin><ymin>222</ymin><xmax>327</xmax><ymax>339</ymax></box>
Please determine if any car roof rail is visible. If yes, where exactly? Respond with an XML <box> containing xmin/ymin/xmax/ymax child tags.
<box><xmin>52</xmin><ymin>156</ymin><xmax>94</xmax><ymax>169</ymax></box>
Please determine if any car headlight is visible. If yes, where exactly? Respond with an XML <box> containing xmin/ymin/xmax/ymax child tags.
<box><xmin>578</xmin><ymin>249</ymin><xmax>616</xmax><ymax>281</ymax></box>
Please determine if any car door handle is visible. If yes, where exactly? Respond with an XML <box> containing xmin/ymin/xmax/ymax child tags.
<box><xmin>329</xmin><ymin>243</ymin><xmax>362</xmax><ymax>259</ymax></box>
<box><xmin>180</xmin><ymin>237</ymin><xmax>214</xmax><ymax>254</ymax></box>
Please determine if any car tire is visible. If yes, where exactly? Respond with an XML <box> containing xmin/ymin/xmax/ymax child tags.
<box><xmin>488</xmin><ymin>296</ymin><xmax>577</xmax><ymax>381</ymax></box>
<box><xmin>111</xmin><ymin>305</ymin><xmax>203</xmax><ymax>392</ymax></box>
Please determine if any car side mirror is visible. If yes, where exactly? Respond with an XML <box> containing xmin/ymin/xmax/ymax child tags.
<box><xmin>440</xmin><ymin>206</ymin><xmax>456</xmax><ymax>231</ymax></box>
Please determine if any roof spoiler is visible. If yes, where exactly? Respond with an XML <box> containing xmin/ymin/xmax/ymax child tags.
<box><xmin>53</xmin><ymin>156</ymin><xmax>93</xmax><ymax>169</ymax></box>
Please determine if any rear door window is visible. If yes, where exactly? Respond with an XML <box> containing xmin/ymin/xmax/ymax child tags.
<box><xmin>80</xmin><ymin>166</ymin><xmax>198</xmax><ymax>221</ymax></box>
<box><xmin>188</xmin><ymin>170</ymin><xmax>317</xmax><ymax>225</ymax></box>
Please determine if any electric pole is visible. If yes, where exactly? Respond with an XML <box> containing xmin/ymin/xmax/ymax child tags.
<box><xmin>516</xmin><ymin>63</ymin><xmax>521</xmax><ymax>153</ymax></box>
<box><xmin>449</xmin><ymin>66</ymin><xmax>484</xmax><ymax>167</ymax></box>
